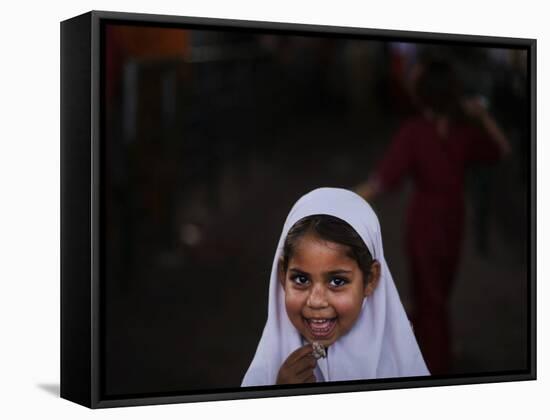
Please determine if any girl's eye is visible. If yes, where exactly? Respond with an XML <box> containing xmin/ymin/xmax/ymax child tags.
<box><xmin>291</xmin><ymin>274</ymin><xmax>309</xmax><ymax>286</ymax></box>
<box><xmin>330</xmin><ymin>277</ymin><xmax>348</xmax><ymax>287</ymax></box>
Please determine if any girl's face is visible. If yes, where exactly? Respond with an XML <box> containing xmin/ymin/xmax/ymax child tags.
<box><xmin>280</xmin><ymin>232</ymin><xmax>378</xmax><ymax>348</ymax></box>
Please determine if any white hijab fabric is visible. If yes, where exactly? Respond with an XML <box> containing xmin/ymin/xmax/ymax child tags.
<box><xmin>241</xmin><ymin>188</ymin><xmax>429</xmax><ymax>386</ymax></box>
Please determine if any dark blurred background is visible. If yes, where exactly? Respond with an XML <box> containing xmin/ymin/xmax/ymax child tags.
<box><xmin>102</xmin><ymin>23</ymin><xmax>529</xmax><ymax>396</ymax></box>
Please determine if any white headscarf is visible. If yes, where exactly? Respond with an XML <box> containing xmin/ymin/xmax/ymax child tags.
<box><xmin>241</xmin><ymin>187</ymin><xmax>429</xmax><ymax>386</ymax></box>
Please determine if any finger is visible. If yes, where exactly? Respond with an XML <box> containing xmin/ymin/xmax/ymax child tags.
<box><xmin>293</xmin><ymin>354</ymin><xmax>317</xmax><ymax>375</ymax></box>
<box><xmin>296</xmin><ymin>365</ymin><xmax>316</xmax><ymax>382</ymax></box>
<box><xmin>289</xmin><ymin>351</ymin><xmax>316</xmax><ymax>371</ymax></box>
<box><xmin>286</xmin><ymin>344</ymin><xmax>314</xmax><ymax>366</ymax></box>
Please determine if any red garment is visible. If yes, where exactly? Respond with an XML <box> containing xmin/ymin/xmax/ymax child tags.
<box><xmin>373</xmin><ymin>115</ymin><xmax>501</xmax><ymax>374</ymax></box>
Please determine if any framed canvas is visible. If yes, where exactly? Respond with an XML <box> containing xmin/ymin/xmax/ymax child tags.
<box><xmin>60</xmin><ymin>10</ymin><xmax>536</xmax><ymax>408</ymax></box>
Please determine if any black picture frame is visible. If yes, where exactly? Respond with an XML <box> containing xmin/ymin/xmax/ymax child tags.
<box><xmin>60</xmin><ymin>10</ymin><xmax>536</xmax><ymax>409</ymax></box>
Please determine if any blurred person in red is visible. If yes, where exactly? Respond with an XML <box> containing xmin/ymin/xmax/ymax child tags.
<box><xmin>355</xmin><ymin>59</ymin><xmax>511</xmax><ymax>374</ymax></box>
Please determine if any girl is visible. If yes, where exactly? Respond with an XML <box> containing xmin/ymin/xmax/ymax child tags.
<box><xmin>355</xmin><ymin>59</ymin><xmax>511</xmax><ymax>374</ymax></box>
<box><xmin>241</xmin><ymin>187</ymin><xmax>429</xmax><ymax>386</ymax></box>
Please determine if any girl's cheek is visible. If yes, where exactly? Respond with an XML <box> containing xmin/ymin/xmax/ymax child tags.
<box><xmin>331</xmin><ymin>291</ymin><xmax>355</xmax><ymax>303</ymax></box>
<box><xmin>284</xmin><ymin>286</ymin><xmax>305</xmax><ymax>302</ymax></box>
<box><xmin>332</xmin><ymin>293</ymin><xmax>362</xmax><ymax>313</ymax></box>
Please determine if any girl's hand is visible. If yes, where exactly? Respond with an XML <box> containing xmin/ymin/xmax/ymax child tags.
<box><xmin>461</xmin><ymin>96</ymin><xmax>489</xmax><ymax>120</ymax></box>
<box><xmin>462</xmin><ymin>95</ymin><xmax>512</xmax><ymax>157</ymax></box>
<box><xmin>276</xmin><ymin>344</ymin><xmax>317</xmax><ymax>385</ymax></box>
<box><xmin>354</xmin><ymin>178</ymin><xmax>380</xmax><ymax>202</ymax></box>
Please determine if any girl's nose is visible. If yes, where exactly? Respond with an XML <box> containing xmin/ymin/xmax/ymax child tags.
<box><xmin>307</xmin><ymin>284</ymin><xmax>329</xmax><ymax>308</ymax></box>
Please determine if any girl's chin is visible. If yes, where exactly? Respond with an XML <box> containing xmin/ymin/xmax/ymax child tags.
<box><xmin>310</xmin><ymin>337</ymin><xmax>334</xmax><ymax>347</ymax></box>
<box><xmin>302</xmin><ymin>332</ymin><xmax>338</xmax><ymax>347</ymax></box>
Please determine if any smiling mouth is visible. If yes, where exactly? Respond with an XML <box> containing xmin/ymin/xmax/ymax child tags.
<box><xmin>304</xmin><ymin>317</ymin><xmax>337</xmax><ymax>338</ymax></box>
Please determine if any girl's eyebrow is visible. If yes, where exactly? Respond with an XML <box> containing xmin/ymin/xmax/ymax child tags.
<box><xmin>288</xmin><ymin>268</ymin><xmax>353</xmax><ymax>276</ymax></box>
<box><xmin>289</xmin><ymin>267</ymin><xmax>309</xmax><ymax>275</ymax></box>
<box><xmin>326</xmin><ymin>269</ymin><xmax>353</xmax><ymax>275</ymax></box>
